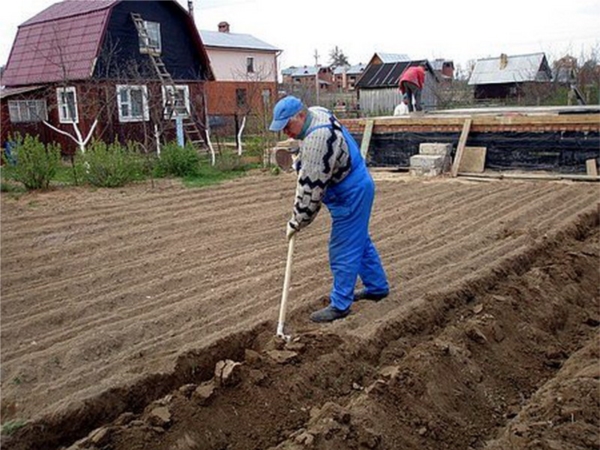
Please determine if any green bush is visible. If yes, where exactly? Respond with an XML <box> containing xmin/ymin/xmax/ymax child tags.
<box><xmin>76</xmin><ymin>140</ymin><xmax>144</xmax><ymax>188</ymax></box>
<box><xmin>1</xmin><ymin>134</ymin><xmax>61</xmax><ymax>190</ymax></box>
<box><xmin>154</xmin><ymin>141</ymin><xmax>200</xmax><ymax>178</ymax></box>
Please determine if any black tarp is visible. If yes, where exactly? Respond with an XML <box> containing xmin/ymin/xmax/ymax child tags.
<box><xmin>354</xmin><ymin>130</ymin><xmax>600</xmax><ymax>174</ymax></box>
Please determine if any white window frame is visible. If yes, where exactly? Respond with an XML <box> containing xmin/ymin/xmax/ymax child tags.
<box><xmin>139</xmin><ymin>21</ymin><xmax>161</xmax><ymax>54</ymax></box>
<box><xmin>161</xmin><ymin>85</ymin><xmax>190</xmax><ymax>119</ymax></box>
<box><xmin>8</xmin><ymin>99</ymin><xmax>48</xmax><ymax>123</ymax></box>
<box><xmin>56</xmin><ymin>87</ymin><xmax>78</xmax><ymax>124</ymax></box>
<box><xmin>116</xmin><ymin>85</ymin><xmax>149</xmax><ymax>123</ymax></box>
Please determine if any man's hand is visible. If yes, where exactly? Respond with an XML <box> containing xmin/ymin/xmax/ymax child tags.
<box><xmin>286</xmin><ymin>223</ymin><xmax>297</xmax><ymax>241</ymax></box>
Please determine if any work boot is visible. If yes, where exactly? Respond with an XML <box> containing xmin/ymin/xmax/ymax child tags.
<box><xmin>353</xmin><ymin>289</ymin><xmax>389</xmax><ymax>302</ymax></box>
<box><xmin>310</xmin><ymin>305</ymin><xmax>350</xmax><ymax>323</ymax></box>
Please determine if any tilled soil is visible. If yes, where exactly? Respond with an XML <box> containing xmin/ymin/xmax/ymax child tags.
<box><xmin>1</xmin><ymin>170</ymin><xmax>598</xmax><ymax>450</ymax></box>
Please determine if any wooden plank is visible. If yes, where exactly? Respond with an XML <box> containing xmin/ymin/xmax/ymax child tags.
<box><xmin>586</xmin><ymin>158</ymin><xmax>598</xmax><ymax>176</ymax></box>
<box><xmin>458</xmin><ymin>172</ymin><xmax>600</xmax><ymax>182</ymax></box>
<box><xmin>352</xmin><ymin>113</ymin><xmax>600</xmax><ymax>129</ymax></box>
<box><xmin>360</xmin><ymin>119</ymin><xmax>374</xmax><ymax>159</ymax></box>
<box><xmin>451</xmin><ymin>118</ymin><xmax>472</xmax><ymax>177</ymax></box>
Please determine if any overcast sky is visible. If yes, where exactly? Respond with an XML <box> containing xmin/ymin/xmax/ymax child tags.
<box><xmin>1</xmin><ymin>0</ymin><xmax>599</xmax><ymax>74</ymax></box>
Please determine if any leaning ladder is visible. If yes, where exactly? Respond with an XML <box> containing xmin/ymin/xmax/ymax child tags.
<box><xmin>130</xmin><ymin>12</ymin><xmax>207</xmax><ymax>150</ymax></box>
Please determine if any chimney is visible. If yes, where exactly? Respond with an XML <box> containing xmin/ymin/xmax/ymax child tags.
<box><xmin>218</xmin><ymin>21</ymin><xmax>230</xmax><ymax>33</ymax></box>
<box><xmin>187</xmin><ymin>0</ymin><xmax>194</xmax><ymax>19</ymax></box>
<box><xmin>499</xmin><ymin>53</ymin><xmax>508</xmax><ymax>70</ymax></box>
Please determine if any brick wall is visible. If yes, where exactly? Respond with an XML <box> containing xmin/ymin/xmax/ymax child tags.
<box><xmin>205</xmin><ymin>81</ymin><xmax>277</xmax><ymax>116</ymax></box>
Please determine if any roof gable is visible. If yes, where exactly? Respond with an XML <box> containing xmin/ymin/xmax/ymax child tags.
<box><xmin>371</xmin><ymin>52</ymin><xmax>410</xmax><ymax>64</ymax></box>
<box><xmin>3</xmin><ymin>2</ymin><xmax>114</xmax><ymax>86</ymax></box>
<box><xmin>468</xmin><ymin>52</ymin><xmax>552</xmax><ymax>85</ymax></box>
<box><xmin>3</xmin><ymin>0</ymin><xmax>214</xmax><ymax>87</ymax></box>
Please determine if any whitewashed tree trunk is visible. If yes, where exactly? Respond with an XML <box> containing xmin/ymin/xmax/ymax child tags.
<box><xmin>205</xmin><ymin>127</ymin><xmax>216</xmax><ymax>166</ymax></box>
<box><xmin>237</xmin><ymin>116</ymin><xmax>246</xmax><ymax>156</ymax></box>
<box><xmin>154</xmin><ymin>124</ymin><xmax>161</xmax><ymax>158</ymax></box>
<box><xmin>43</xmin><ymin>119</ymin><xmax>98</xmax><ymax>154</ymax></box>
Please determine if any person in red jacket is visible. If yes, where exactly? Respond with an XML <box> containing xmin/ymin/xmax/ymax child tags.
<box><xmin>398</xmin><ymin>62</ymin><xmax>427</xmax><ymax>112</ymax></box>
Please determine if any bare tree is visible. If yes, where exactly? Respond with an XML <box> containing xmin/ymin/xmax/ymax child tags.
<box><xmin>329</xmin><ymin>46</ymin><xmax>350</xmax><ymax>70</ymax></box>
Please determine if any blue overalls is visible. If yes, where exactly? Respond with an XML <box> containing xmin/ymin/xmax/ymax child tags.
<box><xmin>305</xmin><ymin>120</ymin><xmax>389</xmax><ymax>312</ymax></box>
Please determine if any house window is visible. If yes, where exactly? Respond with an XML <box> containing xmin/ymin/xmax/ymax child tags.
<box><xmin>162</xmin><ymin>85</ymin><xmax>190</xmax><ymax>119</ymax></box>
<box><xmin>236</xmin><ymin>88</ymin><xmax>247</xmax><ymax>108</ymax></box>
<box><xmin>8</xmin><ymin>100</ymin><xmax>48</xmax><ymax>123</ymax></box>
<box><xmin>246</xmin><ymin>57</ymin><xmax>254</xmax><ymax>74</ymax></box>
<box><xmin>116</xmin><ymin>85</ymin><xmax>149</xmax><ymax>122</ymax></box>
<box><xmin>139</xmin><ymin>21</ymin><xmax>161</xmax><ymax>54</ymax></box>
<box><xmin>56</xmin><ymin>87</ymin><xmax>78</xmax><ymax>123</ymax></box>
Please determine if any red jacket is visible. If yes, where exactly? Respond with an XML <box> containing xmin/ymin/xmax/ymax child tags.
<box><xmin>399</xmin><ymin>66</ymin><xmax>425</xmax><ymax>92</ymax></box>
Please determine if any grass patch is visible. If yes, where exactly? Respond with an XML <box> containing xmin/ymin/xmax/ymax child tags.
<box><xmin>1</xmin><ymin>419</ymin><xmax>26</xmax><ymax>436</ymax></box>
<box><xmin>0</xmin><ymin>180</ymin><xmax>28</xmax><ymax>194</ymax></box>
<box><xmin>182</xmin><ymin>160</ymin><xmax>250</xmax><ymax>188</ymax></box>
<box><xmin>51</xmin><ymin>161</ymin><xmax>79</xmax><ymax>186</ymax></box>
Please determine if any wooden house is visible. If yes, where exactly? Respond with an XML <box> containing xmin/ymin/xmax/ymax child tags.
<box><xmin>199</xmin><ymin>21</ymin><xmax>281</xmax><ymax>134</ymax></box>
<box><xmin>1</xmin><ymin>0</ymin><xmax>215</xmax><ymax>154</ymax></box>
<box><xmin>468</xmin><ymin>53</ymin><xmax>552</xmax><ymax>100</ymax></box>
<box><xmin>355</xmin><ymin>54</ymin><xmax>438</xmax><ymax>115</ymax></box>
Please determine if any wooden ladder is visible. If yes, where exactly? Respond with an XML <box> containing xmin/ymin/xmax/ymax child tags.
<box><xmin>130</xmin><ymin>13</ymin><xmax>207</xmax><ymax>151</ymax></box>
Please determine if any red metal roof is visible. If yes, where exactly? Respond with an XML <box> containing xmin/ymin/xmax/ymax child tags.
<box><xmin>2</xmin><ymin>0</ymin><xmax>117</xmax><ymax>87</ymax></box>
<box><xmin>22</xmin><ymin>0</ymin><xmax>119</xmax><ymax>25</ymax></box>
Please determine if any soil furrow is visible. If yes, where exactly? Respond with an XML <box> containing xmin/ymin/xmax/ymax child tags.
<box><xmin>1</xmin><ymin>174</ymin><xmax>598</xmax><ymax>450</ymax></box>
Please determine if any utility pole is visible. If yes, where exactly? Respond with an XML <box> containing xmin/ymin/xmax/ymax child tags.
<box><xmin>314</xmin><ymin>49</ymin><xmax>320</xmax><ymax>105</ymax></box>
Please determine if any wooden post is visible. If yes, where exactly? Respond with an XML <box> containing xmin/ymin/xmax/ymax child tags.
<box><xmin>451</xmin><ymin>118</ymin><xmax>472</xmax><ymax>177</ymax></box>
<box><xmin>360</xmin><ymin>119</ymin><xmax>374</xmax><ymax>159</ymax></box>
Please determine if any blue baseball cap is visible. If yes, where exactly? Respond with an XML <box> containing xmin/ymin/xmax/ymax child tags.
<box><xmin>269</xmin><ymin>96</ymin><xmax>304</xmax><ymax>131</ymax></box>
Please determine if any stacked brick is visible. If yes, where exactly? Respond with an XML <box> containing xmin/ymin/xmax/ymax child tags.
<box><xmin>409</xmin><ymin>143</ymin><xmax>453</xmax><ymax>177</ymax></box>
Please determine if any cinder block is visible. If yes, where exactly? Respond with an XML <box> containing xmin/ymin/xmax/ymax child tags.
<box><xmin>410</xmin><ymin>154</ymin><xmax>452</xmax><ymax>177</ymax></box>
<box><xmin>410</xmin><ymin>154</ymin><xmax>446</xmax><ymax>170</ymax></box>
<box><xmin>419</xmin><ymin>143</ymin><xmax>453</xmax><ymax>156</ymax></box>
<box><xmin>409</xmin><ymin>167</ymin><xmax>443</xmax><ymax>177</ymax></box>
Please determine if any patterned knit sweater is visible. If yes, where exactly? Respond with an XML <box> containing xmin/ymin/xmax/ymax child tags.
<box><xmin>289</xmin><ymin>107</ymin><xmax>352</xmax><ymax>231</ymax></box>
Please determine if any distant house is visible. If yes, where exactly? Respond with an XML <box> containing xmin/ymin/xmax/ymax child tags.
<box><xmin>1</xmin><ymin>0</ymin><xmax>214</xmax><ymax>153</ymax></box>
<box><xmin>281</xmin><ymin>65</ymin><xmax>334</xmax><ymax>94</ymax></box>
<box><xmin>355</xmin><ymin>54</ymin><xmax>438</xmax><ymax>115</ymax></box>
<box><xmin>200</xmin><ymin>21</ymin><xmax>281</xmax><ymax>132</ymax></box>
<box><xmin>332</xmin><ymin>64</ymin><xmax>366</xmax><ymax>92</ymax></box>
<box><xmin>468</xmin><ymin>52</ymin><xmax>552</xmax><ymax>99</ymax></box>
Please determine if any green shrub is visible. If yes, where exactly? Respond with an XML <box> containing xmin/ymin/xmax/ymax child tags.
<box><xmin>1</xmin><ymin>134</ymin><xmax>61</xmax><ymax>190</ymax></box>
<box><xmin>76</xmin><ymin>140</ymin><xmax>144</xmax><ymax>188</ymax></box>
<box><xmin>154</xmin><ymin>141</ymin><xmax>200</xmax><ymax>178</ymax></box>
